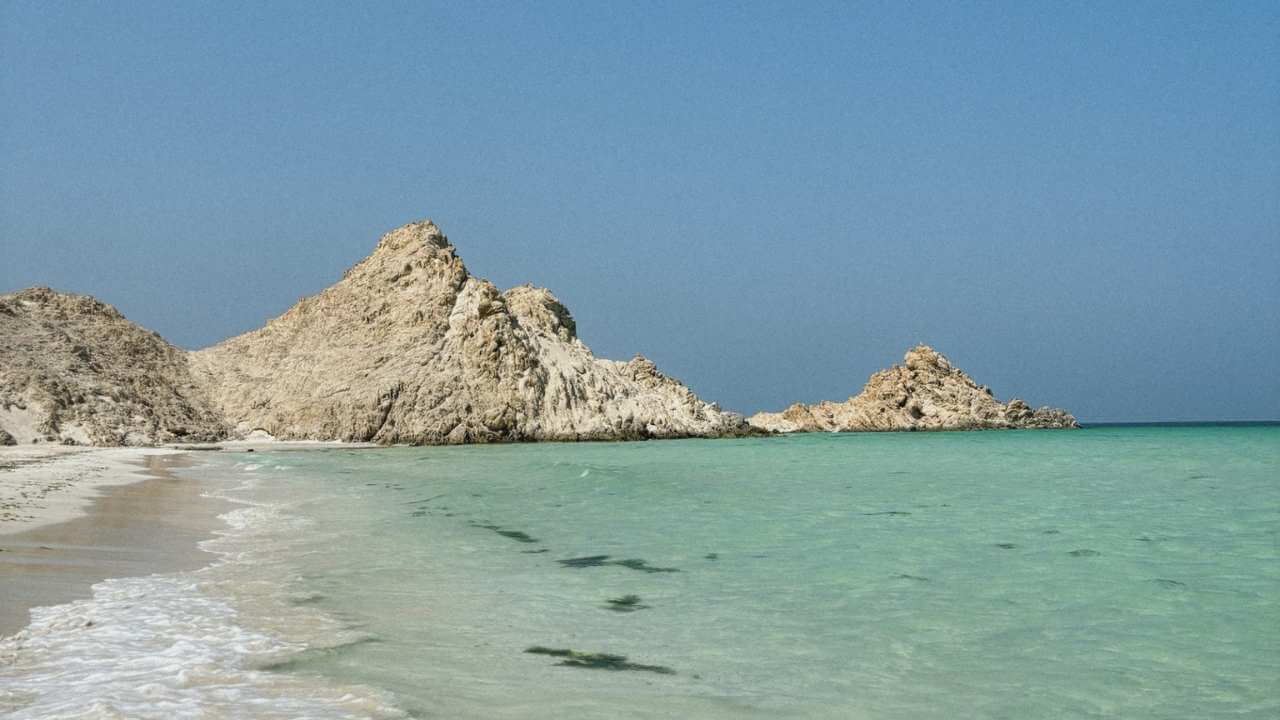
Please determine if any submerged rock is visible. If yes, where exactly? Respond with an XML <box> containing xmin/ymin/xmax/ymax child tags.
<box><xmin>190</xmin><ymin>220</ymin><xmax>756</xmax><ymax>444</ymax></box>
<box><xmin>604</xmin><ymin>594</ymin><xmax>650</xmax><ymax>612</ymax></box>
<box><xmin>748</xmin><ymin>345</ymin><xmax>1078</xmax><ymax>433</ymax></box>
<box><xmin>525</xmin><ymin>646</ymin><xmax>675</xmax><ymax>674</ymax></box>
<box><xmin>472</xmin><ymin>523</ymin><xmax>539</xmax><ymax>543</ymax></box>
<box><xmin>556</xmin><ymin>555</ymin><xmax>680</xmax><ymax>573</ymax></box>
<box><xmin>558</xmin><ymin>555</ymin><xmax>613</xmax><ymax>568</ymax></box>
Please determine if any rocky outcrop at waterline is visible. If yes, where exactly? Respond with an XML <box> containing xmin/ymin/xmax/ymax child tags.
<box><xmin>747</xmin><ymin>345</ymin><xmax>1078</xmax><ymax>433</ymax></box>
<box><xmin>188</xmin><ymin>220</ymin><xmax>755</xmax><ymax>444</ymax></box>
<box><xmin>0</xmin><ymin>288</ymin><xmax>228</xmax><ymax>445</ymax></box>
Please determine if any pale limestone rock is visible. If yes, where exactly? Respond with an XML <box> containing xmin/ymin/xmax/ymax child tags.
<box><xmin>189</xmin><ymin>220</ymin><xmax>754</xmax><ymax>444</ymax></box>
<box><xmin>0</xmin><ymin>288</ymin><xmax>228</xmax><ymax>445</ymax></box>
<box><xmin>749</xmin><ymin>345</ymin><xmax>1078</xmax><ymax>433</ymax></box>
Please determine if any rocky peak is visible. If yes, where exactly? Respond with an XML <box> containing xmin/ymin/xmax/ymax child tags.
<box><xmin>748</xmin><ymin>345</ymin><xmax>1077</xmax><ymax>433</ymax></box>
<box><xmin>6</xmin><ymin>286</ymin><xmax>125</xmax><ymax>323</ymax></box>
<box><xmin>504</xmin><ymin>285</ymin><xmax>578</xmax><ymax>341</ymax></box>
<box><xmin>374</xmin><ymin>220</ymin><xmax>451</xmax><ymax>254</ymax></box>
<box><xmin>0</xmin><ymin>288</ymin><xmax>226</xmax><ymax>445</ymax></box>
<box><xmin>190</xmin><ymin>218</ymin><xmax>754</xmax><ymax>444</ymax></box>
<box><xmin>903</xmin><ymin>344</ymin><xmax>952</xmax><ymax>374</ymax></box>
<box><xmin>341</xmin><ymin>220</ymin><xmax>467</xmax><ymax>287</ymax></box>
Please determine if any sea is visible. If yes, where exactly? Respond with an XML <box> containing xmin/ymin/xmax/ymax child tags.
<box><xmin>2</xmin><ymin>424</ymin><xmax>1277</xmax><ymax>719</ymax></box>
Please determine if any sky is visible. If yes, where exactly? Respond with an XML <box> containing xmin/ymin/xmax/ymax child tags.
<box><xmin>2</xmin><ymin>2</ymin><xmax>1277</xmax><ymax>422</ymax></box>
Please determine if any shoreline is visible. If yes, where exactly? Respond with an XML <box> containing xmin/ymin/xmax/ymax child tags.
<box><xmin>1</xmin><ymin>446</ymin><xmax>190</xmax><ymax>534</ymax></box>
<box><xmin>0</xmin><ymin>448</ymin><xmax>230</xmax><ymax>637</ymax></box>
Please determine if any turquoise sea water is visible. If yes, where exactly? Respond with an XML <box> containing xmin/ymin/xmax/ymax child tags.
<box><xmin>3</xmin><ymin>425</ymin><xmax>1278</xmax><ymax>718</ymax></box>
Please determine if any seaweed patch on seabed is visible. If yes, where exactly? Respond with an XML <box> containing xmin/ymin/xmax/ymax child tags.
<box><xmin>557</xmin><ymin>555</ymin><xmax>680</xmax><ymax>573</ymax></box>
<box><xmin>471</xmin><ymin>522</ymin><xmax>539</xmax><ymax>544</ymax></box>
<box><xmin>614</xmin><ymin>558</ymin><xmax>679</xmax><ymax>573</ymax></box>
<box><xmin>525</xmin><ymin>647</ymin><xmax>675</xmax><ymax>675</ymax></box>
<box><xmin>604</xmin><ymin>594</ymin><xmax>650</xmax><ymax>612</ymax></box>
<box><xmin>558</xmin><ymin>555</ymin><xmax>613</xmax><ymax>568</ymax></box>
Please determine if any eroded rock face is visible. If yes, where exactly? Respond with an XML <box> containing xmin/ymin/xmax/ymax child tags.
<box><xmin>189</xmin><ymin>221</ymin><xmax>754</xmax><ymax>444</ymax></box>
<box><xmin>0</xmin><ymin>288</ymin><xmax>228</xmax><ymax>445</ymax></box>
<box><xmin>748</xmin><ymin>345</ymin><xmax>1078</xmax><ymax>433</ymax></box>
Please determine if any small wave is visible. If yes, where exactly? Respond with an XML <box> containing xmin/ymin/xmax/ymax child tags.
<box><xmin>0</xmin><ymin>574</ymin><xmax>405</xmax><ymax>719</ymax></box>
<box><xmin>1</xmin><ymin>457</ymin><xmax>407</xmax><ymax>720</ymax></box>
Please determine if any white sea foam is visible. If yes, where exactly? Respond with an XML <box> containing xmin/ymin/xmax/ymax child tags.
<box><xmin>0</xmin><ymin>457</ymin><xmax>407</xmax><ymax>720</ymax></box>
<box><xmin>0</xmin><ymin>573</ymin><xmax>404</xmax><ymax>719</ymax></box>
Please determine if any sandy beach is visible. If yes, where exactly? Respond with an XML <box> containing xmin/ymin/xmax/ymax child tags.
<box><xmin>0</xmin><ymin>447</ymin><xmax>228</xmax><ymax>637</ymax></box>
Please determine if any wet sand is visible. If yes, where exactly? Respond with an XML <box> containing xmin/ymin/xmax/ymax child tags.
<box><xmin>0</xmin><ymin>453</ymin><xmax>230</xmax><ymax>637</ymax></box>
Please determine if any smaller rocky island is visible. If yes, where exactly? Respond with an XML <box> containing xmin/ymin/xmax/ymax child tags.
<box><xmin>748</xmin><ymin>345</ymin><xmax>1078</xmax><ymax>433</ymax></box>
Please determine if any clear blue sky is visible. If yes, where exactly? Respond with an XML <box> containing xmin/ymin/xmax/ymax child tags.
<box><xmin>3</xmin><ymin>2</ymin><xmax>1277</xmax><ymax>422</ymax></box>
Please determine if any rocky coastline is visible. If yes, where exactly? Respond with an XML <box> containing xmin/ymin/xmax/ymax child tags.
<box><xmin>2</xmin><ymin>220</ymin><xmax>1076</xmax><ymax>446</ymax></box>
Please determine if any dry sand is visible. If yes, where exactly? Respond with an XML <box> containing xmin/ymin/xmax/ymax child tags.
<box><xmin>0</xmin><ymin>447</ymin><xmax>230</xmax><ymax>636</ymax></box>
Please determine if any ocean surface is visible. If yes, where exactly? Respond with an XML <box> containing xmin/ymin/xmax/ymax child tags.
<box><xmin>2</xmin><ymin>424</ymin><xmax>1278</xmax><ymax>718</ymax></box>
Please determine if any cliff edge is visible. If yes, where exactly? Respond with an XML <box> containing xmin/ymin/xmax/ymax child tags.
<box><xmin>748</xmin><ymin>345</ymin><xmax>1078</xmax><ymax>433</ymax></box>
<box><xmin>189</xmin><ymin>220</ymin><xmax>754</xmax><ymax>443</ymax></box>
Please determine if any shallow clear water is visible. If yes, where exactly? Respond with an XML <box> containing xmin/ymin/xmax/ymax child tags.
<box><xmin>3</xmin><ymin>425</ymin><xmax>1278</xmax><ymax>718</ymax></box>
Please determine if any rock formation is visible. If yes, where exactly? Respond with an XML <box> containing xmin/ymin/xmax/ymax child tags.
<box><xmin>748</xmin><ymin>345</ymin><xmax>1077</xmax><ymax>433</ymax></box>
<box><xmin>189</xmin><ymin>220</ymin><xmax>754</xmax><ymax>443</ymax></box>
<box><xmin>0</xmin><ymin>288</ymin><xmax>228</xmax><ymax>445</ymax></box>
<box><xmin>1</xmin><ymin>221</ymin><xmax>1077</xmax><ymax>447</ymax></box>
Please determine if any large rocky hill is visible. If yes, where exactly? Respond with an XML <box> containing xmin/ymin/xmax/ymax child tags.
<box><xmin>188</xmin><ymin>221</ymin><xmax>754</xmax><ymax>443</ymax></box>
<box><xmin>748</xmin><ymin>345</ymin><xmax>1077</xmax><ymax>433</ymax></box>
<box><xmin>0</xmin><ymin>288</ymin><xmax>227</xmax><ymax>445</ymax></box>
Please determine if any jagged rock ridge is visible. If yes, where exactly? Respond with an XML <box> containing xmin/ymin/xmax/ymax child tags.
<box><xmin>189</xmin><ymin>220</ymin><xmax>754</xmax><ymax>443</ymax></box>
<box><xmin>748</xmin><ymin>345</ymin><xmax>1078</xmax><ymax>433</ymax></box>
<box><xmin>0</xmin><ymin>288</ymin><xmax>228</xmax><ymax>445</ymax></box>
